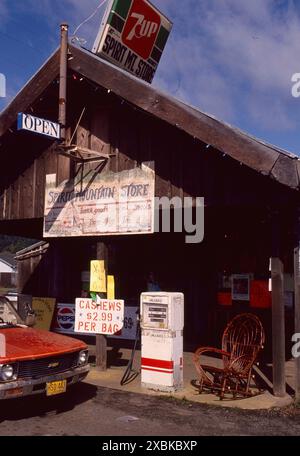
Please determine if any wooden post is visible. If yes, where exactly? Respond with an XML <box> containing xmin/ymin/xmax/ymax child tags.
<box><xmin>58</xmin><ymin>23</ymin><xmax>68</xmax><ymax>144</ymax></box>
<box><xmin>271</xmin><ymin>257</ymin><xmax>286</xmax><ymax>396</ymax></box>
<box><xmin>57</xmin><ymin>23</ymin><xmax>70</xmax><ymax>184</ymax></box>
<box><xmin>271</xmin><ymin>210</ymin><xmax>286</xmax><ymax>397</ymax></box>
<box><xmin>95</xmin><ymin>242</ymin><xmax>108</xmax><ymax>371</ymax></box>
<box><xmin>294</xmin><ymin>212</ymin><xmax>300</xmax><ymax>401</ymax></box>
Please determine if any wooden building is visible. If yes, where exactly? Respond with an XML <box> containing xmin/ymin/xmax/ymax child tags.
<box><xmin>0</xmin><ymin>252</ymin><xmax>17</xmax><ymax>289</ymax></box>
<box><xmin>0</xmin><ymin>44</ymin><xmax>300</xmax><ymax>397</ymax></box>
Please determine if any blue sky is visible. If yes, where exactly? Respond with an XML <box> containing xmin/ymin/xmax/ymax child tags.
<box><xmin>1</xmin><ymin>0</ymin><xmax>300</xmax><ymax>154</ymax></box>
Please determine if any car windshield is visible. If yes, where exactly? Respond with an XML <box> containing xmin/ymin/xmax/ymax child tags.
<box><xmin>0</xmin><ymin>299</ymin><xmax>19</xmax><ymax>327</ymax></box>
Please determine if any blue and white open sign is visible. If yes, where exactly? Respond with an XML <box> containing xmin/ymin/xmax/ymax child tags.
<box><xmin>17</xmin><ymin>113</ymin><xmax>60</xmax><ymax>140</ymax></box>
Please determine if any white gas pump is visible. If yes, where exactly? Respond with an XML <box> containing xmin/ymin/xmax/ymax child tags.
<box><xmin>140</xmin><ymin>292</ymin><xmax>184</xmax><ymax>392</ymax></box>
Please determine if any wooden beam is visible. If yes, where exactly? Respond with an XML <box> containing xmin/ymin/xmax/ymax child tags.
<box><xmin>271</xmin><ymin>256</ymin><xmax>286</xmax><ymax>397</ymax></box>
<box><xmin>95</xmin><ymin>331</ymin><xmax>107</xmax><ymax>372</ymax></box>
<box><xmin>95</xmin><ymin>242</ymin><xmax>108</xmax><ymax>371</ymax></box>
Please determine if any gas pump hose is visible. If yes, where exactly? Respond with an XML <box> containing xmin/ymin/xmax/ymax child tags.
<box><xmin>120</xmin><ymin>321</ymin><xmax>141</xmax><ymax>386</ymax></box>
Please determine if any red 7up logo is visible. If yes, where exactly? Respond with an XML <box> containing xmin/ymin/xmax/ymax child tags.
<box><xmin>126</xmin><ymin>13</ymin><xmax>159</xmax><ymax>41</ymax></box>
<box><xmin>122</xmin><ymin>0</ymin><xmax>161</xmax><ymax>60</ymax></box>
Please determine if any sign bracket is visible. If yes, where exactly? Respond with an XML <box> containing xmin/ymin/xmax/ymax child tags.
<box><xmin>57</xmin><ymin>144</ymin><xmax>116</xmax><ymax>164</ymax></box>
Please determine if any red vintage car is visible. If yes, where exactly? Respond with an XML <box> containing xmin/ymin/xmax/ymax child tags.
<box><xmin>0</xmin><ymin>297</ymin><xmax>89</xmax><ymax>400</ymax></box>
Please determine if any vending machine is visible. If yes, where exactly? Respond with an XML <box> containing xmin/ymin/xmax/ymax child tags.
<box><xmin>140</xmin><ymin>292</ymin><xmax>184</xmax><ymax>392</ymax></box>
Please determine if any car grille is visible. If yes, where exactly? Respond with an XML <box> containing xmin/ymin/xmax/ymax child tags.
<box><xmin>18</xmin><ymin>352</ymin><xmax>79</xmax><ymax>379</ymax></box>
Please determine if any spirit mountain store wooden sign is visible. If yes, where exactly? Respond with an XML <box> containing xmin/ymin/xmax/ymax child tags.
<box><xmin>93</xmin><ymin>0</ymin><xmax>172</xmax><ymax>83</ymax></box>
<box><xmin>43</xmin><ymin>164</ymin><xmax>155</xmax><ymax>237</ymax></box>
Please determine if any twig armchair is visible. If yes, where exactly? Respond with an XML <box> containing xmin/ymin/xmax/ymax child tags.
<box><xmin>193</xmin><ymin>313</ymin><xmax>265</xmax><ymax>399</ymax></box>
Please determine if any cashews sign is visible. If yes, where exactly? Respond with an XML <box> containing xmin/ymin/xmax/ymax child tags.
<box><xmin>92</xmin><ymin>0</ymin><xmax>172</xmax><ymax>83</ymax></box>
<box><xmin>75</xmin><ymin>298</ymin><xmax>124</xmax><ymax>335</ymax></box>
<box><xmin>43</xmin><ymin>163</ymin><xmax>155</xmax><ymax>237</ymax></box>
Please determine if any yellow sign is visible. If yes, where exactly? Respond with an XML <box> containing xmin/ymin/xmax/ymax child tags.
<box><xmin>32</xmin><ymin>297</ymin><xmax>56</xmax><ymax>330</ymax></box>
<box><xmin>90</xmin><ymin>260</ymin><xmax>107</xmax><ymax>293</ymax></box>
<box><xmin>107</xmin><ymin>276</ymin><xmax>115</xmax><ymax>300</ymax></box>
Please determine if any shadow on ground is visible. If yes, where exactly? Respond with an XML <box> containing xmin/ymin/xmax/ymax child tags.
<box><xmin>0</xmin><ymin>383</ymin><xmax>97</xmax><ymax>423</ymax></box>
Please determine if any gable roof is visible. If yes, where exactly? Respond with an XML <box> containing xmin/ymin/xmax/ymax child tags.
<box><xmin>1</xmin><ymin>44</ymin><xmax>300</xmax><ymax>190</ymax></box>
<box><xmin>0</xmin><ymin>252</ymin><xmax>17</xmax><ymax>269</ymax></box>
<box><xmin>15</xmin><ymin>241</ymin><xmax>49</xmax><ymax>260</ymax></box>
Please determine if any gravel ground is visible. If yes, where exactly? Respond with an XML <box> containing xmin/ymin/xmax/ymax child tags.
<box><xmin>0</xmin><ymin>382</ymin><xmax>299</xmax><ymax>436</ymax></box>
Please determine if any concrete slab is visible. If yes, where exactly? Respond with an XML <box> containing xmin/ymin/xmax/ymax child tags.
<box><xmin>84</xmin><ymin>347</ymin><xmax>293</xmax><ymax>410</ymax></box>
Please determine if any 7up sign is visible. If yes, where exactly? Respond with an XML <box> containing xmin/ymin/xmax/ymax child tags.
<box><xmin>122</xmin><ymin>1</ymin><xmax>161</xmax><ymax>60</ymax></box>
<box><xmin>93</xmin><ymin>0</ymin><xmax>172</xmax><ymax>84</ymax></box>
<box><xmin>125</xmin><ymin>13</ymin><xmax>159</xmax><ymax>42</ymax></box>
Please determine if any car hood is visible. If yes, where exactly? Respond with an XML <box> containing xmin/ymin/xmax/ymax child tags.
<box><xmin>0</xmin><ymin>326</ymin><xmax>87</xmax><ymax>363</ymax></box>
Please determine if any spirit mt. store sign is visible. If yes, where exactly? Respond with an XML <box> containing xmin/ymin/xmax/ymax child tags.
<box><xmin>43</xmin><ymin>164</ymin><xmax>155</xmax><ymax>237</ymax></box>
<box><xmin>93</xmin><ymin>0</ymin><xmax>172</xmax><ymax>83</ymax></box>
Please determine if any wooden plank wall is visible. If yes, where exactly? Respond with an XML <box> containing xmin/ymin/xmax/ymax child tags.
<box><xmin>0</xmin><ymin>78</ymin><xmax>297</xmax><ymax>225</ymax></box>
<box><xmin>0</xmin><ymin>137</ymin><xmax>58</xmax><ymax>222</ymax></box>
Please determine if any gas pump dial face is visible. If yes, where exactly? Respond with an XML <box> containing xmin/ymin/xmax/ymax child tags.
<box><xmin>143</xmin><ymin>302</ymin><xmax>168</xmax><ymax>329</ymax></box>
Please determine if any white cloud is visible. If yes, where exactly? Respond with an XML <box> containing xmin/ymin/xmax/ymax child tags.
<box><xmin>202</xmin><ymin>0</ymin><xmax>300</xmax><ymax>93</ymax></box>
<box><xmin>154</xmin><ymin>36</ymin><xmax>236</xmax><ymax>121</ymax></box>
<box><xmin>154</xmin><ymin>0</ymin><xmax>300</xmax><ymax>131</ymax></box>
<box><xmin>2</xmin><ymin>0</ymin><xmax>300</xmax><ymax>136</ymax></box>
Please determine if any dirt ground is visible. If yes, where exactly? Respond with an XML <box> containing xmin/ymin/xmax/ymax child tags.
<box><xmin>0</xmin><ymin>382</ymin><xmax>300</xmax><ymax>436</ymax></box>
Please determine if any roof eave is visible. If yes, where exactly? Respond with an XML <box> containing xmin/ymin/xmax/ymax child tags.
<box><xmin>0</xmin><ymin>48</ymin><xmax>60</xmax><ymax>137</ymax></box>
<box><xmin>0</xmin><ymin>43</ymin><xmax>299</xmax><ymax>191</ymax></box>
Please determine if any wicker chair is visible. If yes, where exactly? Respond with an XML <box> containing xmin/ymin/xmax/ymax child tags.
<box><xmin>193</xmin><ymin>313</ymin><xmax>265</xmax><ymax>399</ymax></box>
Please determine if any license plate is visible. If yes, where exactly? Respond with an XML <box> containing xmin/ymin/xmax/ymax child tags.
<box><xmin>46</xmin><ymin>380</ymin><xmax>67</xmax><ymax>396</ymax></box>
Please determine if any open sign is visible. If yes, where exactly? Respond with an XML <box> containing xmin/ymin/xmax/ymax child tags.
<box><xmin>17</xmin><ymin>113</ymin><xmax>60</xmax><ymax>140</ymax></box>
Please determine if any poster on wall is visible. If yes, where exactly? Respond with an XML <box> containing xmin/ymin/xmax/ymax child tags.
<box><xmin>90</xmin><ymin>260</ymin><xmax>107</xmax><ymax>293</ymax></box>
<box><xmin>107</xmin><ymin>275</ymin><xmax>115</xmax><ymax>300</ymax></box>
<box><xmin>43</xmin><ymin>163</ymin><xmax>155</xmax><ymax>238</ymax></box>
<box><xmin>231</xmin><ymin>274</ymin><xmax>250</xmax><ymax>301</ymax></box>
<box><xmin>92</xmin><ymin>0</ymin><xmax>173</xmax><ymax>84</ymax></box>
<box><xmin>32</xmin><ymin>297</ymin><xmax>56</xmax><ymax>330</ymax></box>
<box><xmin>249</xmin><ymin>280</ymin><xmax>271</xmax><ymax>309</ymax></box>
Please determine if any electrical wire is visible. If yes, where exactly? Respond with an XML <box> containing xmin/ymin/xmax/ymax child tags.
<box><xmin>71</xmin><ymin>0</ymin><xmax>108</xmax><ymax>45</ymax></box>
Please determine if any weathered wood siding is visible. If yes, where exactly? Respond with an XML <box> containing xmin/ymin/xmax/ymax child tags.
<box><xmin>0</xmin><ymin>76</ymin><xmax>297</xmax><ymax>226</ymax></box>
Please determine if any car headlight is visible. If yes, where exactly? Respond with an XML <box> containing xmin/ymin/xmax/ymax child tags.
<box><xmin>0</xmin><ymin>364</ymin><xmax>17</xmax><ymax>381</ymax></box>
<box><xmin>78</xmin><ymin>350</ymin><xmax>88</xmax><ymax>366</ymax></box>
